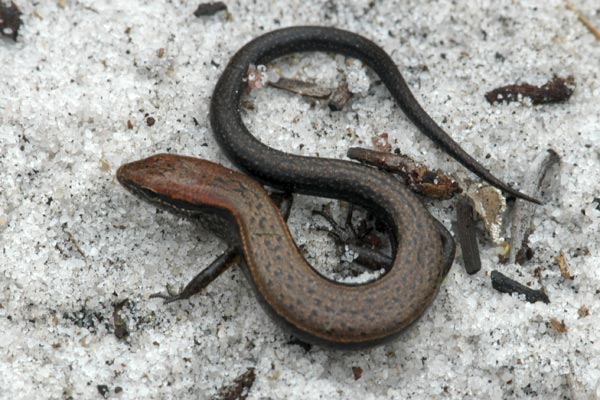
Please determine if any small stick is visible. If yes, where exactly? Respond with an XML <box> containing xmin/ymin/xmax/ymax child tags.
<box><xmin>455</xmin><ymin>197</ymin><xmax>481</xmax><ymax>274</ymax></box>
<box><xmin>490</xmin><ymin>270</ymin><xmax>550</xmax><ymax>304</ymax></box>
<box><xmin>64</xmin><ymin>229</ymin><xmax>88</xmax><ymax>263</ymax></box>
<box><xmin>112</xmin><ymin>300</ymin><xmax>130</xmax><ymax>340</ymax></box>
<box><xmin>565</xmin><ymin>1</ymin><xmax>600</xmax><ymax>40</ymax></box>
<box><xmin>269</xmin><ymin>77</ymin><xmax>332</xmax><ymax>99</ymax></box>
<box><xmin>193</xmin><ymin>2</ymin><xmax>227</xmax><ymax>17</ymax></box>
<box><xmin>347</xmin><ymin>147</ymin><xmax>461</xmax><ymax>199</ymax></box>
<box><xmin>328</xmin><ymin>82</ymin><xmax>353</xmax><ymax>111</ymax></box>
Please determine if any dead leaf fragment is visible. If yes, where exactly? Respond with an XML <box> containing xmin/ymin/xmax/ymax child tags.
<box><xmin>352</xmin><ymin>366</ymin><xmax>363</xmax><ymax>380</ymax></box>
<box><xmin>549</xmin><ymin>318</ymin><xmax>568</xmax><ymax>334</ymax></box>
<box><xmin>467</xmin><ymin>185</ymin><xmax>506</xmax><ymax>244</ymax></box>
<box><xmin>100</xmin><ymin>159</ymin><xmax>110</xmax><ymax>172</ymax></box>
<box><xmin>371</xmin><ymin>132</ymin><xmax>392</xmax><ymax>153</ymax></box>
<box><xmin>577</xmin><ymin>305</ymin><xmax>589</xmax><ymax>318</ymax></box>
<box><xmin>556</xmin><ymin>251</ymin><xmax>574</xmax><ymax>280</ymax></box>
<box><xmin>214</xmin><ymin>368</ymin><xmax>256</xmax><ymax>400</ymax></box>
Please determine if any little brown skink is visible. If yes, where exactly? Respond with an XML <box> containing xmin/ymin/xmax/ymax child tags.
<box><xmin>119</xmin><ymin>26</ymin><xmax>536</xmax><ymax>348</ymax></box>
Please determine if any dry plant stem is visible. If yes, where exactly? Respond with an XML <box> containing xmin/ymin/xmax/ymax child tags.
<box><xmin>347</xmin><ymin>147</ymin><xmax>461</xmax><ymax>200</ymax></box>
<box><xmin>455</xmin><ymin>197</ymin><xmax>481</xmax><ymax>274</ymax></box>
<box><xmin>510</xmin><ymin>149</ymin><xmax>561</xmax><ymax>264</ymax></box>
<box><xmin>565</xmin><ymin>1</ymin><xmax>600</xmax><ymax>40</ymax></box>
<box><xmin>490</xmin><ymin>270</ymin><xmax>550</xmax><ymax>304</ymax></box>
<box><xmin>268</xmin><ymin>77</ymin><xmax>332</xmax><ymax>98</ymax></box>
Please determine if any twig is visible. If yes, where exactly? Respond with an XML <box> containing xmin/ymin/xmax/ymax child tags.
<box><xmin>565</xmin><ymin>1</ymin><xmax>600</xmax><ymax>41</ymax></box>
<box><xmin>510</xmin><ymin>149</ymin><xmax>561</xmax><ymax>264</ymax></box>
<box><xmin>347</xmin><ymin>147</ymin><xmax>461</xmax><ymax>199</ymax></box>
<box><xmin>63</xmin><ymin>228</ymin><xmax>88</xmax><ymax>262</ymax></box>
<box><xmin>269</xmin><ymin>77</ymin><xmax>332</xmax><ymax>99</ymax></box>
<box><xmin>455</xmin><ymin>197</ymin><xmax>481</xmax><ymax>274</ymax></box>
<box><xmin>490</xmin><ymin>270</ymin><xmax>550</xmax><ymax>304</ymax></box>
<box><xmin>328</xmin><ymin>82</ymin><xmax>353</xmax><ymax>111</ymax></box>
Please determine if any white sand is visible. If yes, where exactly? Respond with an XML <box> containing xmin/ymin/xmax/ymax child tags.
<box><xmin>1</xmin><ymin>1</ymin><xmax>599</xmax><ymax>399</ymax></box>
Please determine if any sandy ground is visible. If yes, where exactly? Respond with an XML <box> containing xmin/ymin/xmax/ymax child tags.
<box><xmin>1</xmin><ymin>1</ymin><xmax>599</xmax><ymax>399</ymax></box>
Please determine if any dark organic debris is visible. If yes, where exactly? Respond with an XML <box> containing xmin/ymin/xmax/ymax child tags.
<box><xmin>97</xmin><ymin>384</ymin><xmax>110</xmax><ymax>398</ymax></box>
<box><xmin>485</xmin><ymin>76</ymin><xmax>575</xmax><ymax>105</ymax></box>
<box><xmin>328</xmin><ymin>82</ymin><xmax>353</xmax><ymax>111</ymax></box>
<box><xmin>345</xmin><ymin>243</ymin><xmax>392</xmax><ymax>271</ymax></box>
<box><xmin>0</xmin><ymin>1</ymin><xmax>21</xmax><ymax>41</ymax></box>
<box><xmin>287</xmin><ymin>337</ymin><xmax>312</xmax><ymax>352</ymax></box>
<box><xmin>213</xmin><ymin>368</ymin><xmax>256</xmax><ymax>400</ymax></box>
<box><xmin>347</xmin><ymin>147</ymin><xmax>461</xmax><ymax>199</ymax></box>
<box><xmin>63</xmin><ymin>307</ymin><xmax>106</xmax><ymax>330</ymax></box>
<box><xmin>578</xmin><ymin>305</ymin><xmax>589</xmax><ymax>318</ymax></box>
<box><xmin>113</xmin><ymin>300</ymin><xmax>130</xmax><ymax>340</ymax></box>
<box><xmin>515</xmin><ymin>243</ymin><xmax>534</xmax><ymax>265</ymax></box>
<box><xmin>455</xmin><ymin>197</ymin><xmax>481</xmax><ymax>274</ymax></box>
<box><xmin>269</xmin><ymin>77</ymin><xmax>332</xmax><ymax>99</ymax></box>
<box><xmin>549</xmin><ymin>318</ymin><xmax>568</xmax><ymax>334</ymax></box>
<box><xmin>490</xmin><ymin>270</ymin><xmax>550</xmax><ymax>304</ymax></box>
<box><xmin>352</xmin><ymin>366</ymin><xmax>363</xmax><ymax>380</ymax></box>
<box><xmin>312</xmin><ymin>206</ymin><xmax>393</xmax><ymax>272</ymax></box>
<box><xmin>194</xmin><ymin>2</ymin><xmax>227</xmax><ymax>17</ymax></box>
